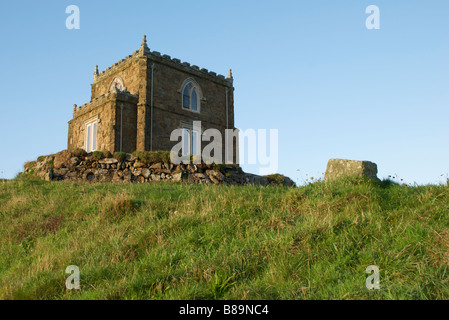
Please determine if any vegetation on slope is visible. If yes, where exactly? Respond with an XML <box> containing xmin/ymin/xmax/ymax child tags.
<box><xmin>1</xmin><ymin>176</ymin><xmax>449</xmax><ymax>299</ymax></box>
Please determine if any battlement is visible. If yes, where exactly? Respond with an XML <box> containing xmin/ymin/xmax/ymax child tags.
<box><xmin>93</xmin><ymin>36</ymin><xmax>233</xmax><ymax>87</ymax></box>
<box><xmin>72</xmin><ymin>90</ymin><xmax>138</xmax><ymax>117</ymax></box>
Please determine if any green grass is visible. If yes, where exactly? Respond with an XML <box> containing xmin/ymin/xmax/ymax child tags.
<box><xmin>1</xmin><ymin>176</ymin><xmax>449</xmax><ymax>300</ymax></box>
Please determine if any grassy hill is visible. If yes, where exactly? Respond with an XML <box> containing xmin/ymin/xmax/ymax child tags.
<box><xmin>1</xmin><ymin>175</ymin><xmax>449</xmax><ymax>299</ymax></box>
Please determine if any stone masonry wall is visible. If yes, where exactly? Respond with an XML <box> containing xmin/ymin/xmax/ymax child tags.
<box><xmin>68</xmin><ymin>96</ymin><xmax>116</xmax><ymax>152</ymax></box>
<box><xmin>68</xmin><ymin>92</ymin><xmax>138</xmax><ymax>153</ymax></box>
<box><xmin>23</xmin><ymin>150</ymin><xmax>295</xmax><ymax>187</ymax></box>
<box><xmin>148</xmin><ymin>52</ymin><xmax>235</xmax><ymax>155</ymax></box>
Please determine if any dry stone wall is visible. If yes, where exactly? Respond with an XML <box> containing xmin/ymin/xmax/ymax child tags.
<box><xmin>23</xmin><ymin>150</ymin><xmax>295</xmax><ymax>187</ymax></box>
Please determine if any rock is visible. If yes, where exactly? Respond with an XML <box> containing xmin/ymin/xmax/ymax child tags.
<box><xmin>99</xmin><ymin>158</ymin><xmax>118</xmax><ymax>165</ymax></box>
<box><xmin>126</xmin><ymin>154</ymin><xmax>137</xmax><ymax>162</ymax></box>
<box><xmin>54</xmin><ymin>168</ymin><xmax>69</xmax><ymax>176</ymax></box>
<box><xmin>209</xmin><ymin>175</ymin><xmax>220</xmax><ymax>184</ymax></box>
<box><xmin>54</xmin><ymin>150</ymin><xmax>72</xmax><ymax>169</ymax></box>
<box><xmin>207</xmin><ymin>170</ymin><xmax>225</xmax><ymax>182</ymax></box>
<box><xmin>141</xmin><ymin>168</ymin><xmax>151</xmax><ymax>179</ymax></box>
<box><xmin>134</xmin><ymin>161</ymin><xmax>146</xmax><ymax>168</ymax></box>
<box><xmin>150</xmin><ymin>163</ymin><xmax>162</xmax><ymax>170</ymax></box>
<box><xmin>283</xmin><ymin>177</ymin><xmax>295</xmax><ymax>187</ymax></box>
<box><xmin>325</xmin><ymin>159</ymin><xmax>380</xmax><ymax>182</ymax></box>
<box><xmin>194</xmin><ymin>173</ymin><xmax>207</xmax><ymax>179</ymax></box>
<box><xmin>172</xmin><ymin>172</ymin><xmax>182</xmax><ymax>181</ymax></box>
<box><xmin>123</xmin><ymin>171</ymin><xmax>132</xmax><ymax>182</ymax></box>
<box><xmin>40</xmin><ymin>169</ymin><xmax>53</xmax><ymax>181</ymax></box>
<box><xmin>69</xmin><ymin>157</ymin><xmax>80</xmax><ymax>167</ymax></box>
<box><xmin>150</xmin><ymin>174</ymin><xmax>161</xmax><ymax>181</ymax></box>
<box><xmin>133</xmin><ymin>168</ymin><xmax>143</xmax><ymax>176</ymax></box>
<box><xmin>154</xmin><ymin>169</ymin><xmax>171</xmax><ymax>175</ymax></box>
<box><xmin>97</xmin><ymin>169</ymin><xmax>109</xmax><ymax>175</ymax></box>
<box><xmin>244</xmin><ymin>173</ymin><xmax>269</xmax><ymax>186</ymax></box>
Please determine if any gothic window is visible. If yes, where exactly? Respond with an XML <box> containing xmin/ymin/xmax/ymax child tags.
<box><xmin>109</xmin><ymin>77</ymin><xmax>126</xmax><ymax>93</ymax></box>
<box><xmin>181</xmin><ymin>79</ymin><xmax>202</xmax><ymax>112</ymax></box>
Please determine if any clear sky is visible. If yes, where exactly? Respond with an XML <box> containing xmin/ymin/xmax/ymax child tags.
<box><xmin>0</xmin><ymin>0</ymin><xmax>448</xmax><ymax>185</ymax></box>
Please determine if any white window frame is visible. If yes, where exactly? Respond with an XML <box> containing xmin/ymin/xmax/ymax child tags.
<box><xmin>85</xmin><ymin>119</ymin><xmax>98</xmax><ymax>153</ymax></box>
<box><xmin>180</xmin><ymin>126</ymin><xmax>201</xmax><ymax>157</ymax></box>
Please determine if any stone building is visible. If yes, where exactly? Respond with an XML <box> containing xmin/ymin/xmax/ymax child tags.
<box><xmin>68</xmin><ymin>35</ymin><xmax>236</xmax><ymax>161</ymax></box>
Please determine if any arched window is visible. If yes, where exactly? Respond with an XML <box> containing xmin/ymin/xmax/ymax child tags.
<box><xmin>181</xmin><ymin>79</ymin><xmax>202</xmax><ymax>112</ymax></box>
<box><xmin>109</xmin><ymin>77</ymin><xmax>126</xmax><ymax>93</ymax></box>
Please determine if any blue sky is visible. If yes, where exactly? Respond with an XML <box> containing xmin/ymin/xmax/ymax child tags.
<box><xmin>0</xmin><ymin>0</ymin><xmax>448</xmax><ymax>185</ymax></box>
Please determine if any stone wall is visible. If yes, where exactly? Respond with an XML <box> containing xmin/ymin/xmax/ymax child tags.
<box><xmin>68</xmin><ymin>92</ymin><xmax>139</xmax><ymax>153</ymax></box>
<box><xmin>23</xmin><ymin>150</ymin><xmax>295</xmax><ymax>187</ymax></box>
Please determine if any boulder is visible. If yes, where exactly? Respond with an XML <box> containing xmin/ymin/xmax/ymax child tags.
<box><xmin>69</xmin><ymin>157</ymin><xmax>80</xmax><ymax>167</ymax></box>
<box><xmin>244</xmin><ymin>173</ymin><xmax>269</xmax><ymax>186</ymax></box>
<box><xmin>283</xmin><ymin>176</ymin><xmax>296</xmax><ymax>187</ymax></box>
<box><xmin>150</xmin><ymin>163</ymin><xmax>162</xmax><ymax>170</ymax></box>
<box><xmin>54</xmin><ymin>150</ymin><xmax>72</xmax><ymax>169</ymax></box>
<box><xmin>325</xmin><ymin>159</ymin><xmax>380</xmax><ymax>182</ymax></box>
<box><xmin>99</xmin><ymin>158</ymin><xmax>118</xmax><ymax>165</ymax></box>
<box><xmin>133</xmin><ymin>161</ymin><xmax>146</xmax><ymax>168</ymax></box>
<box><xmin>39</xmin><ymin>169</ymin><xmax>53</xmax><ymax>181</ymax></box>
<box><xmin>141</xmin><ymin>168</ymin><xmax>151</xmax><ymax>179</ymax></box>
<box><xmin>126</xmin><ymin>154</ymin><xmax>137</xmax><ymax>162</ymax></box>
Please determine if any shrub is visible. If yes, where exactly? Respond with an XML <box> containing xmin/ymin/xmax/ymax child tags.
<box><xmin>91</xmin><ymin>151</ymin><xmax>105</xmax><ymax>161</ymax></box>
<box><xmin>132</xmin><ymin>150</ymin><xmax>147</xmax><ymax>162</ymax></box>
<box><xmin>102</xmin><ymin>151</ymin><xmax>113</xmax><ymax>159</ymax></box>
<box><xmin>265</xmin><ymin>174</ymin><xmax>286</xmax><ymax>185</ymax></box>
<box><xmin>24</xmin><ymin>161</ymin><xmax>36</xmax><ymax>170</ymax></box>
<box><xmin>71</xmin><ymin>148</ymin><xmax>87</xmax><ymax>158</ymax></box>
<box><xmin>114</xmin><ymin>152</ymin><xmax>127</xmax><ymax>162</ymax></box>
<box><xmin>46</xmin><ymin>160</ymin><xmax>54</xmax><ymax>169</ymax></box>
<box><xmin>132</xmin><ymin>150</ymin><xmax>171</xmax><ymax>164</ymax></box>
<box><xmin>213</xmin><ymin>163</ymin><xmax>227</xmax><ymax>172</ymax></box>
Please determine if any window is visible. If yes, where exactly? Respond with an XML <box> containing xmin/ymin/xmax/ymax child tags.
<box><xmin>181</xmin><ymin>127</ymin><xmax>200</xmax><ymax>157</ymax></box>
<box><xmin>109</xmin><ymin>77</ymin><xmax>126</xmax><ymax>93</ymax></box>
<box><xmin>86</xmin><ymin>121</ymin><xmax>98</xmax><ymax>153</ymax></box>
<box><xmin>181</xmin><ymin>79</ymin><xmax>202</xmax><ymax>112</ymax></box>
